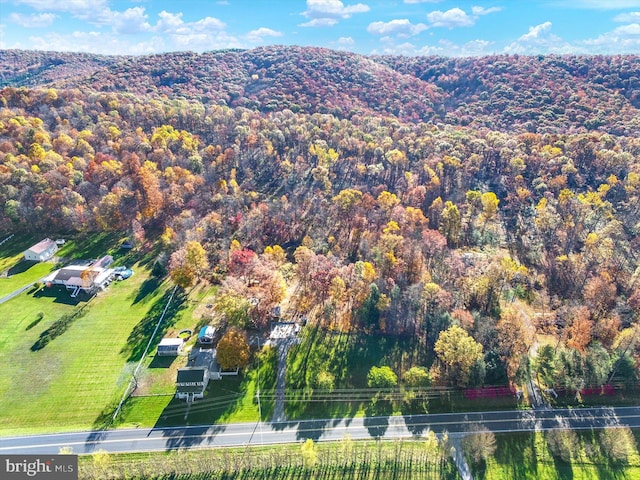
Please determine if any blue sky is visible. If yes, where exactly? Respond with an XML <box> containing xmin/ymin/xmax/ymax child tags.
<box><xmin>1</xmin><ymin>0</ymin><xmax>640</xmax><ymax>56</ymax></box>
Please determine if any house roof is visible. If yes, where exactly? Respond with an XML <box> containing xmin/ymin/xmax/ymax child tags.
<box><xmin>27</xmin><ymin>238</ymin><xmax>57</xmax><ymax>254</ymax></box>
<box><xmin>159</xmin><ymin>338</ymin><xmax>184</xmax><ymax>347</ymax></box>
<box><xmin>176</xmin><ymin>367</ymin><xmax>207</xmax><ymax>393</ymax></box>
<box><xmin>52</xmin><ymin>266</ymin><xmax>89</xmax><ymax>282</ymax></box>
<box><xmin>177</xmin><ymin>367</ymin><xmax>206</xmax><ymax>383</ymax></box>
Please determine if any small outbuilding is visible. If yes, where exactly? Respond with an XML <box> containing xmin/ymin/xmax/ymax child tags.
<box><xmin>24</xmin><ymin>238</ymin><xmax>58</xmax><ymax>262</ymax></box>
<box><xmin>157</xmin><ymin>338</ymin><xmax>184</xmax><ymax>356</ymax></box>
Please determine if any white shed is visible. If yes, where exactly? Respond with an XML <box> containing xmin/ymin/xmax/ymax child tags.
<box><xmin>157</xmin><ymin>338</ymin><xmax>184</xmax><ymax>356</ymax></box>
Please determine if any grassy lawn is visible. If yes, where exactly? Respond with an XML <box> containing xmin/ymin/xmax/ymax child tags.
<box><xmin>0</xmin><ymin>262</ymin><xmax>57</xmax><ymax>298</ymax></box>
<box><xmin>285</xmin><ymin>325</ymin><xmax>523</xmax><ymax>420</ymax></box>
<box><xmin>473</xmin><ymin>431</ymin><xmax>640</xmax><ymax>480</ymax></box>
<box><xmin>0</xmin><ymin>232</ymin><xmax>58</xmax><ymax>298</ymax></box>
<box><xmin>79</xmin><ymin>438</ymin><xmax>458</xmax><ymax>480</ymax></box>
<box><xmin>0</xmin><ymin>233</ymin><xmax>40</xmax><ymax>272</ymax></box>
<box><xmin>0</xmin><ymin>235</ymin><xmax>177</xmax><ymax>436</ymax></box>
<box><xmin>116</xmin><ymin>343</ymin><xmax>277</xmax><ymax>428</ymax></box>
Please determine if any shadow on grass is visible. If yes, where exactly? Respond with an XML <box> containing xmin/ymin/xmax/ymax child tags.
<box><xmin>25</xmin><ymin>312</ymin><xmax>44</xmax><ymax>330</ymax></box>
<box><xmin>485</xmin><ymin>433</ymin><xmax>537</xmax><ymax>480</ymax></box>
<box><xmin>33</xmin><ymin>286</ymin><xmax>89</xmax><ymax>305</ymax></box>
<box><xmin>552</xmin><ymin>455</ymin><xmax>574</xmax><ymax>480</ymax></box>
<box><xmin>149</xmin><ymin>355</ymin><xmax>177</xmax><ymax>369</ymax></box>
<box><xmin>7</xmin><ymin>260</ymin><xmax>38</xmax><ymax>276</ymax></box>
<box><xmin>132</xmin><ymin>276</ymin><xmax>162</xmax><ymax>305</ymax></box>
<box><xmin>285</xmin><ymin>325</ymin><xmax>424</xmax><ymax>423</ymax></box>
<box><xmin>0</xmin><ymin>233</ymin><xmax>35</xmax><ymax>258</ymax></box>
<box><xmin>120</xmin><ymin>288</ymin><xmax>187</xmax><ymax>362</ymax></box>
<box><xmin>30</xmin><ymin>304</ymin><xmax>89</xmax><ymax>351</ymax></box>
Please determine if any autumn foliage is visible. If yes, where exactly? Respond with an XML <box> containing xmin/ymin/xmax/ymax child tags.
<box><xmin>1</xmin><ymin>46</ymin><xmax>639</xmax><ymax>388</ymax></box>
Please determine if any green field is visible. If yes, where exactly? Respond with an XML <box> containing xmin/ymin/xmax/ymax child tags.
<box><xmin>0</xmin><ymin>234</ymin><xmax>180</xmax><ymax>436</ymax></box>
<box><xmin>472</xmin><ymin>431</ymin><xmax>640</xmax><ymax>480</ymax></box>
<box><xmin>284</xmin><ymin>325</ymin><xmax>522</xmax><ymax>421</ymax></box>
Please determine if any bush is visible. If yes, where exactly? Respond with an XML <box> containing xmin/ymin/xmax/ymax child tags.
<box><xmin>403</xmin><ymin>366</ymin><xmax>431</xmax><ymax>388</ymax></box>
<box><xmin>314</xmin><ymin>370</ymin><xmax>335</xmax><ymax>391</ymax></box>
<box><xmin>367</xmin><ymin>366</ymin><xmax>397</xmax><ymax>389</ymax></box>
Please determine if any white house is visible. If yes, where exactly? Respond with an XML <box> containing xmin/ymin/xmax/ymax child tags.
<box><xmin>175</xmin><ymin>367</ymin><xmax>209</xmax><ymax>401</ymax></box>
<box><xmin>43</xmin><ymin>256</ymin><xmax>114</xmax><ymax>296</ymax></box>
<box><xmin>24</xmin><ymin>238</ymin><xmax>58</xmax><ymax>262</ymax></box>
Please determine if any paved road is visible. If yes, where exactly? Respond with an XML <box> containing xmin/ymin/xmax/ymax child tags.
<box><xmin>1</xmin><ymin>406</ymin><xmax>639</xmax><ymax>455</ymax></box>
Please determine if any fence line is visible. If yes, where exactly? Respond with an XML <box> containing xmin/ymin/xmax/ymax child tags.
<box><xmin>113</xmin><ymin>284</ymin><xmax>179</xmax><ymax>421</ymax></box>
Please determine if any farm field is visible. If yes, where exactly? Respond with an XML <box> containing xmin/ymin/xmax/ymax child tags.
<box><xmin>78</xmin><ymin>438</ymin><xmax>459</xmax><ymax>480</ymax></box>
<box><xmin>0</xmin><ymin>235</ymin><xmax>176</xmax><ymax>436</ymax></box>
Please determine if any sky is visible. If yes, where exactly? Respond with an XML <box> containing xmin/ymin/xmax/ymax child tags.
<box><xmin>1</xmin><ymin>0</ymin><xmax>640</xmax><ymax>56</ymax></box>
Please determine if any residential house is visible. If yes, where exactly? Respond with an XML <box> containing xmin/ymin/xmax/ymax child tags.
<box><xmin>43</xmin><ymin>255</ymin><xmax>114</xmax><ymax>297</ymax></box>
<box><xmin>175</xmin><ymin>367</ymin><xmax>209</xmax><ymax>401</ymax></box>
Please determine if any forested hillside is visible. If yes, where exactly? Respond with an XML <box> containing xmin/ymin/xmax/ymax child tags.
<box><xmin>1</xmin><ymin>46</ymin><xmax>639</xmax><ymax>390</ymax></box>
<box><xmin>2</xmin><ymin>47</ymin><xmax>639</xmax><ymax>134</ymax></box>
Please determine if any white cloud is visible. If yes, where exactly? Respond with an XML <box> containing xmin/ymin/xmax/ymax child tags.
<box><xmin>425</xmin><ymin>5</ymin><xmax>501</xmax><ymax>29</ymax></box>
<box><xmin>12</xmin><ymin>0</ymin><xmax>109</xmax><ymax>20</ymax></box>
<box><xmin>581</xmin><ymin>23</ymin><xmax>640</xmax><ymax>52</ymax></box>
<box><xmin>300</xmin><ymin>18</ymin><xmax>339</xmax><ymax>27</ymax></box>
<box><xmin>155</xmin><ymin>11</ymin><xmax>226</xmax><ymax>35</ymax></box>
<box><xmin>427</xmin><ymin>8</ymin><xmax>474</xmax><ymax>28</ymax></box>
<box><xmin>28</xmin><ymin>30</ymin><xmax>164</xmax><ymax>55</ymax></box>
<box><xmin>367</xmin><ymin>19</ymin><xmax>428</xmax><ymax>37</ymax></box>
<box><xmin>301</xmin><ymin>0</ymin><xmax>370</xmax><ymax>27</ymax></box>
<box><xmin>404</xmin><ymin>0</ymin><xmax>444</xmax><ymax>3</ymax></box>
<box><xmin>110</xmin><ymin>7</ymin><xmax>151</xmax><ymax>34</ymax></box>
<box><xmin>471</xmin><ymin>6</ymin><xmax>502</xmax><ymax>16</ymax></box>
<box><xmin>155</xmin><ymin>11</ymin><xmax>185</xmax><ymax>33</ymax></box>
<box><xmin>331</xmin><ymin>36</ymin><xmax>356</xmax><ymax>50</ymax></box>
<box><xmin>374</xmin><ymin>38</ymin><xmax>493</xmax><ymax>56</ymax></box>
<box><xmin>553</xmin><ymin>0</ymin><xmax>640</xmax><ymax>9</ymax></box>
<box><xmin>504</xmin><ymin>22</ymin><xmax>578</xmax><ymax>54</ymax></box>
<box><xmin>519</xmin><ymin>21</ymin><xmax>553</xmax><ymax>41</ymax></box>
<box><xmin>0</xmin><ymin>24</ymin><xmax>6</xmax><ymax>49</ymax></box>
<box><xmin>246</xmin><ymin>27</ymin><xmax>283</xmax><ymax>43</ymax></box>
<box><xmin>614</xmin><ymin>11</ymin><xmax>640</xmax><ymax>22</ymax></box>
<box><xmin>9</xmin><ymin>12</ymin><xmax>57</xmax><ymax>28</ymax></box>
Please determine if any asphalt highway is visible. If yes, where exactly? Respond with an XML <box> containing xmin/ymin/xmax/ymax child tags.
<box><xmin>1</xmin><ymin>406</ymin><xmax>639</xmax><ymax>455</ymax></box>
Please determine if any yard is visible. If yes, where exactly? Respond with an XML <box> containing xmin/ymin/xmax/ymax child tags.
<box><xmin>0</xmin><ymin>234</ymin><xmax>176</xmax><ymax>436</ymax></box>
<box><xmin>115</xmin><ymin>342</ymin><xmax>276</xmax><ymax>428</ymax></box>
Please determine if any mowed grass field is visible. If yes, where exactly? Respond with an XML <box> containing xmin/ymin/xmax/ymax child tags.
<box><xmin>474</xmin><ymin>431</ymin><xmax>640</xmax><ymax>480</ymax></box>
<box><xmin>0</xmin><ymin>235</ymin><xmax>173</xmax><ymax>436</ymax></box>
